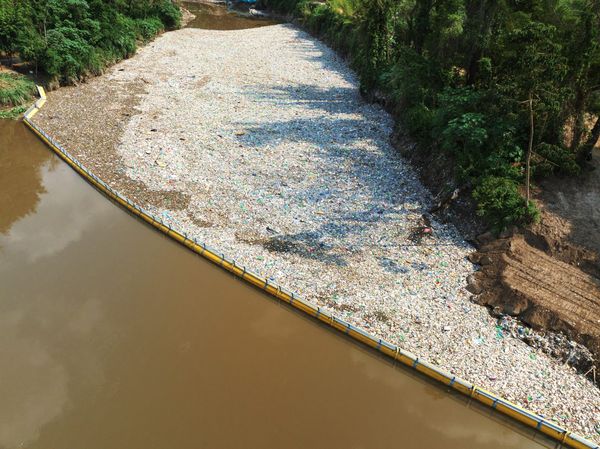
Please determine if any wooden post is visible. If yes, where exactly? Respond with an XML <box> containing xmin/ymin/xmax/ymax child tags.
<box><xmin>526</xmin><ymin>92</ymin><xmax>534</xmax><ymax>204</ymax></box>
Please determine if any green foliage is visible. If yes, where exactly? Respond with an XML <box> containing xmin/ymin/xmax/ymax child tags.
<box><xmin>473</xmin><ymin>176</ymin><xmax>539</xmax><ymax>231</ymax></box>
<box><xmin>136</xmin><ymin>17</ymin><xmax>164</xmax><ymax>41</ymax></box>
<box><xmin>264</xmin><ymin>0</ymin><xmax>599</xmax><ymax>230</ymax></box>
<box><xmin>442</xmin><ymin>113</ymin><xmax>488</xmax><ymax>154</ymax></box>
<box><xmin>0</xmin><ymin>0</ymin><xmax>181</xmax><ymax>83</ymax></box>
<box><xmin>0</xmin><ymin>104</ymin><xmax>28</xmax><ymax>119</ymax></box>
<box><xmin>404</xmin><ymin>104</ymin><xmax>434</xmax><ymax>141</ymax></box>
<box><xmin>354</xmin><ymin>0</ymin><xmax>397</xmax><ymax>90</ymax></box>
<box><xmin>0</xmin><ymin>73</ymin><xmax>36</xmax><ymax>106</ymax></box>
<box><xmin>534</xmin><ymin>143</ymin><xmax>581</xmax><ymax>176</ymax></box>
<box><xmin>0</xmin><ymin>0</ymin><xmax>27</xmax><ymax>56</ymax></box>
<box><xmin>156</xmin><ymin>0</ymin><xmax>181</xmax><ymax>29</ymax></box>
<box><xmin>43</xmin><ymin>27</ymin><xmax>98</xmax><ymax>79</ymax></box>
<box><xmin>381</xmin><ymin>48</ymin><xmax>436</xmax><ymax>108</ymax></box>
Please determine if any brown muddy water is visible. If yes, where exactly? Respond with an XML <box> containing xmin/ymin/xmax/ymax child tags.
<box><xmin>183</xmin><ymin>1</ymin><xmax>279</xmax><ymax>30</ymax></box>
<box><xmin>0</xmin><ymin>119</ymin><xmax>558</xmax><ymax>449</ymax></box>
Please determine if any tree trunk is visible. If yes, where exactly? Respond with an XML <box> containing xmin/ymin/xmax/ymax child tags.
<box><xmin>569</xmin><ymin>4</ymin><xmax>596</xmax><ymax>155</ymax></box>
<box><xmin>464</xmin><ymin>0</ymin><xmax>499</xmax><ymax>85</ymax></box>
<box><xmin>579</xmin><ymin>116</ymin><xmax>600</xmax><ymax>162</ymax></box>
<box><xmin>412</xmin><ymin>0</ymin><xmax>432</xmax><ymax>55</ymax></box>
<box><xmin>570</xmin><ymin>88</ymin><xmax>586</xmax><ymax>152</ymax></box>
<box><xmin>526</xmin><ymin>92</ymin><xmax>534</xmax><ymax>204</ymax></box>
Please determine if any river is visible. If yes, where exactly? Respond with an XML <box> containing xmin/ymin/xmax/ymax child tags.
<box><xmin>0</xmin><ymin>4</ymin><xmax>556</xmax><ymax>448</ymax></box>
<box><xmin>0</xmin><ymin>118</ymin><xmax>556</xmax><ymax>449</ymax></box>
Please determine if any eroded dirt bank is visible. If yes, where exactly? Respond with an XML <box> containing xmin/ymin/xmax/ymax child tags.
<box><xmin>464</xmin><ymin>151</ymin><xmax>600</xmax><ymax>380</ymax></box>
<box><xmin>471</xmin><ymin>233</ymin><xmax>599</xmax><ymax>368</ymax></box>
<box><xmin>33</xmin><ymin>24</ymin><xmax>600</xmax><ymax>440</ymax></box>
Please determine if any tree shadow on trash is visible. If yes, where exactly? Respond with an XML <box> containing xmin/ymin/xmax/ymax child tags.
<box><xmin>244</xmin><ymin>83</ymin><xmax>361</xmax><ymax>116</ymax></box>
<box><xmin>231</xmin><ymin>83</ymin><xmax>434</xmax><ymax>267</ymax></box>
<box><xmin>263</xmin><ymin>229</ymin><xmax>349</xmax><ymax>267</ymax></box>
<box><xmin>276</xmin><ymin>24</ymin><xmax>359</xmax><ymax>86</ymax></box>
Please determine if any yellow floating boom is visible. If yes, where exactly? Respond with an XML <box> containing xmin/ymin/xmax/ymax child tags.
<box><xmin>23</xmin><ymin>85</ymin><xmax>598</xmax><ymax>449</ymax></box>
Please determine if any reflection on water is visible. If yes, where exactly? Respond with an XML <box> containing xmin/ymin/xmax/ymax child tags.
<box><xmin>0</xmin><ymin>121</ymin><xmax>52</xmax><ymax>234</ymax></box>
<box><xmin>183</xmin><ymin>1</ymin><xmax>279</xmax><ymax>30</ymax></box>
<box><xmin>0</xmin><ymin>325</ymin><xmax>68</xmax><ymax>449</ymax></box>
<box><xmin>0</xmin><ymin>121</ymin><xmax>552</xmax><ymax>449</ymax></box>
<box><xmin>0</xmin><ymin>161</ymin><xmax>111</xmax><ymax>263</ymax></box>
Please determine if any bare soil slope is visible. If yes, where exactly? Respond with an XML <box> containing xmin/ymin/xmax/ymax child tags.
<box><xmin>536</xmin><ymin>149</ymin><xmax>600</xmax><ymax>274</ymax></box>
<box><xmin>473</xmin><ymin>235</ymin><xmax>600</xmax><ymax>363</ymax></box>
<box><xmin>471</xmin><ymin>149</ymin><xmax>600</xmax><ymax>377</ymax></box>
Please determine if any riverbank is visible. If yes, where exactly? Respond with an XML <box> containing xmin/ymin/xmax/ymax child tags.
<box><xmin>32</xmin><ymin>24</ymin><xmax>600</xmax><ymax>441</ymax></box>
<box><xmin>0</xmin><ymin>120</ymin><xmax>554</xmax><ymax>449</ymax></box>
<box><xmin>0</xmin><ymin>69</ymin><xmax>36</xmax><ymax>119</ymax></box>
<box><xmin>269</xmin><ymin>0</ymin><xmax>600</xmax><ymax>381</ymax></box>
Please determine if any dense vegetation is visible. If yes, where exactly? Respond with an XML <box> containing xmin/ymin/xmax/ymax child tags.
<box><xmin>0</xmin><ymin>72</ymin><xmax>36</xmax><ymax>105</ymax></box>
<box><xmin>265</xmin><ymin>0</ymin><xmax>600</xmax><ymax>229</ymax></box>
<box><xmin>0</xmin><ymin>71</ymin><xmax>36</xmax><ymax>118</ymax></box>
<box><xmin>0</xmin><ymin>0</ymin><xmax>181</xmax><ymax>84</ymax></box>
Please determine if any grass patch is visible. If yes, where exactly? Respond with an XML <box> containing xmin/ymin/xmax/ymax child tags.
<box><xmin>0</xmin><ymin>72</ymin><xmax>36</xmax><ymax>107</ymax></box>
<box><xmin>0</xmin><ymin>104</ymin><xmax>28</xmax><ymax>119</ymax></box>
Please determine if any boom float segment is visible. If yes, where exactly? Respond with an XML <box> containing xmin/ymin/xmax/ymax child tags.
<box><xmin>23</xmin><ymin>86</ymin><xmax>598</xmax><ymax>449</ymax></box>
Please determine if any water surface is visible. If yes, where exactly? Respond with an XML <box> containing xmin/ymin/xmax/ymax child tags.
<box><xmin>0</xmin><ymin>122</ymin><xmax>554</xmax><ymax>447</ymax></box>
<box><xmin>183</xmin><ymin>1</ymin><xmax>279</xmax><ymax>30</ymax></box>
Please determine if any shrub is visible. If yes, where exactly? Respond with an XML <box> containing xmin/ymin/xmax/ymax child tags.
<box><xmin>473</xmin><ymin>176</ymin><xmax>539</xmax><ymax>230</ymax></box>
<box><xmin>404</xmin><ymin>104</ymin><xmax>434</xmax><ymax>141</ymax></box>
<box><xmin>0</xmin><ymin>73</ymin><xmax>36</xmax><ymax>107</ymax></box>
<box><xmin>103</xmin><ymin>14</ymin><xmax>137</xmax><ymax>60</ymax></box>
<box><xmin>156</xmin><ymin>0</ymin><xmax>181</xmax><ymax>30</ymax></box>
<box><xmin>136</xmin><ymin>18</ymin><xmax>164</xmax><ymax>41</ymax></box>
<box><xmin>0</xmin><ymin>104</ymin><xmax>28</xmax><ymax>119</ymax></box>
<box><xmin>5</xmin><ymin>0</ymin><xmax>182</xmax><ymax>85</ymax></box>
<box><xmin>41</xmin><ymin>27</ymin><xmax>97</xmax><ymax>81</ymax></box>
<box><xmin>534</xmin><ymin>143</ymin><xmax>580</xmax><ymax>176</ymax></box>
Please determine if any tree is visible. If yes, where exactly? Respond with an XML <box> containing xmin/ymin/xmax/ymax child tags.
<box><xmin>2</xmin><ymin>0</ymin><xmax>181</xmax><ymax>83</ymax></box>
<box><xmin>0</xmin><ymin>0</ymin><xmax>28</xmax><ymax>61</ymax></box>
<box><xmin>355</xmin><ymin>0</ymin><xmax>397</xmax><ymax>90</ymax></box>
<box><xmin>463</xmin><ymin>0</ymin><xmax>501</xmax><ymax>85</ymax></box>
<box><xmin>567</xmin><ymin>0</ymin><xmax>600</xmax><ymax>162</ymax></box>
